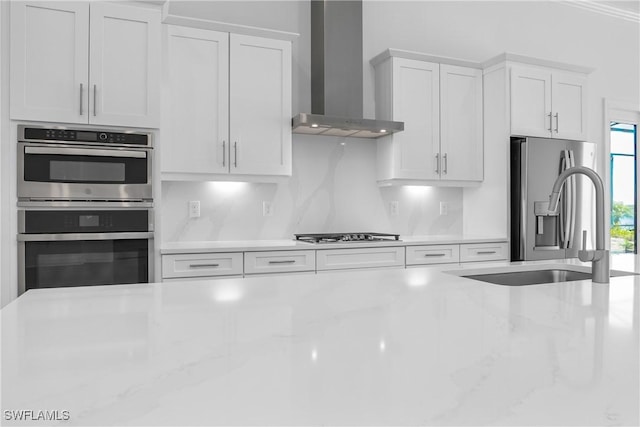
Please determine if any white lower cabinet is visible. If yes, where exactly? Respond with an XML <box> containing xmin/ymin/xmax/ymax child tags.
<box><xmin>160</xmin><ymin>240</ymin><xmax>508</xmax><ymax>281</ymax></box>
<box><xmin>406</xmin><ymin>244</ymin><xmax>460</xmax><ymax>266</ymax></box>
<box><xmin>244</xmin><ymin>250</ymin><xmax>315</xmax><ymax>275</ymax></box>
<box><xmin>460</xmin><ymin>242</ymin><xmax>508</xmax><ymax>262</ymax></box>
<box><xmin>316</xmin><ymin>247</ymin><xmax>405</xmax><ymax>271</ymax></box>
<box><xmin>162</xmin><ymin>252</ymin><xmax>243</xmax><ymax>279</ymax></box>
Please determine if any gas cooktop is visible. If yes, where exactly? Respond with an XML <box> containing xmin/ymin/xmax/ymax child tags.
<box><xmin>295</xmin><ymin>232</ymin><xmax>401</xmax><ymax>244</ymax></box>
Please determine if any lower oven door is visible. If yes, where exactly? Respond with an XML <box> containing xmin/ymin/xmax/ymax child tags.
<box><xmin>18</xmin><ymin>232</ymin><xmax>153</xmax><ymax>295</ymax></box>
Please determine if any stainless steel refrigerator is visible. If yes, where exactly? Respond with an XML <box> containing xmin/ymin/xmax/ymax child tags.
<box><xmin>510</xmin><ymin>137</ymin><xmax>596</xmax><ymax>261</ymax></box>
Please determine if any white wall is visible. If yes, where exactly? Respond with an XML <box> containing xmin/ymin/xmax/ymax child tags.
<box><xmin>1</xmin><ymin>1</ymin><xmax>11</xmax><ymax>307</ymax></box>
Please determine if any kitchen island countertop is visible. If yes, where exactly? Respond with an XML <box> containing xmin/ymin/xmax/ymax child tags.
<box><xmin>1</xmin><ymin>255</ymin><xmax>638</xmax><ymax>426</ymax></box>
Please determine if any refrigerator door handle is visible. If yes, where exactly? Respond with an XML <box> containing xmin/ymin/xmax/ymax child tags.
<box><xmin>567</xmin><ymin>149</ymin><xmax>577</xmax><ymax>249</ymax></box>
<box><xmin>566</xmin><ymin>151</ymin><xmax>573</xmax><ymax>249</ymax></box>
<box><xmin>559</xmin><ymin>153</ymin><xmax>566</xmax><ymax>246</ymax></box>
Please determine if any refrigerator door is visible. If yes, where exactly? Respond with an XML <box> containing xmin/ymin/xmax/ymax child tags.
<box><xmin>510</xmin><ymin>137</ymin><xmax>595</xmax><ymax>261</ymax></box>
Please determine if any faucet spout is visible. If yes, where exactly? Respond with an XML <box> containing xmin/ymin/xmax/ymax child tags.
<box><xmin>547</xmin><ymin>166</ymin><xmax>609</xmax><ymax>283</ymax></box>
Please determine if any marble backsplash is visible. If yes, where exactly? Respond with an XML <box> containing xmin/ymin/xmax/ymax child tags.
<box><xmin>160</xmin><ymin>135</ymin><xmax>462</xmax><ymax>242</ymax></box>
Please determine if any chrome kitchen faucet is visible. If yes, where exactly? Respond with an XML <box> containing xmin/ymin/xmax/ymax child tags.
<box><xmin>547</xmin><ymin>166</ymin><xmax>609</xmax><ymax>283</ymax></box>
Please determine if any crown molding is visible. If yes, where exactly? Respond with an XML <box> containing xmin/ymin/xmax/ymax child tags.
<box><xmin>558</xmin><ymin>0</ymin><xmax>640</xmax><ymax>23</ymax></box>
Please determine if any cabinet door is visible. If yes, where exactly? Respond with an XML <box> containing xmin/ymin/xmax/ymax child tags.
<box><xmin>406</xmin><ymin>244</ymin><xmax>460</xmax><ymax>265</ymax></box>
<box><xmin>244</xmin><ymin>250</ymin><xmax>316</xmax><ymax>275</ymax></box>
<box><xmin>230</xmin><ymin>34</ymin><xmax>292</xmax><ymax>176</ymax></box>
<box><xmin>440</xmin><ymin>65</ymin><xmax>483</xmax><ymax>181</ymax></box>
<box><xmin>391</xmin><ymin>58</ymin><xmax>440</xmax><ymax>180</ymax></box>
<box><xmin>162</xmin><ymin>252</ymin><xmax>243</xmax><ymax>279</ymax></box>
<box><xmin>163</xmin><ymin>26</ymin><xmax>229</xmax><ymax>175</ymax></box>
<box><xmin>316</xmin><ymin>247</ymin><xmax>405</xmax><ymax>271</ymax></box>
<box><xmin>552</xmin><ymin>71</ymin><xmax>588</xmax><ymax>141</ymax></box>
<box><xmin>10</xmin><ymin>1</ymin><xmax>89</xmax><ymax>123</ymax></box>
<box><xmin>89</xmin><ymin>2</ymin><xmax>160</xmax><ymax>128</ymax></box>
<box><xmin>510</xmin><ymin>66</ymin><xmax>552</xmax><ymax>138</ymax></box>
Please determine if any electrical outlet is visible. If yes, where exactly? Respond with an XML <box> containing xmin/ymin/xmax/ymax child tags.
<box><xmin>263</xmin><ymin>201</ymin><xmax>273</xmax><ymax>217</ymax></box>
<box><xmin>389</xmin><ymin>201</ymin><xmax>399</xmax><ymax>217</ymax></box>
<box><xmin>189</xmin><ymin>200</ymin><xmax>200</xmax><ymax>218</ymax></box>
<box><xmin>440</xmin><ymin>201</ymin><xmax>448</xmax><ymax>216</ymax></box>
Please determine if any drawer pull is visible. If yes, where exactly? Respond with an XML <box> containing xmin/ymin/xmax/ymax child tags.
<box><xmin>477</xmin><ymin>251</ymin><xmax>496</xmax><ymax>255</ymax></box>
<box><xmin>268</xmin><ymin>260</ymin><xmax>296</xmax><ymax>264</ymax></box>
<box><xmin>189</xmin><ymin>263</ymin><xmax>219</xmax><ymax>268</ymax></box>
<box><xmin>424</xmin><ymin>253</ymin><xmax>446</xmax><ymax>257</ymax></box>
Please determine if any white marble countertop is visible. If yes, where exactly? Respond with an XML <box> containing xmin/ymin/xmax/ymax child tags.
<box><xmin>160</xmin><ymin>234</ymin><xmax>508</xmax><ymax>254</ymax></box>
<box><xmin>1</xmin><ymin>255</ymin><xmax>638</xmax><ymax>426</ymax></box>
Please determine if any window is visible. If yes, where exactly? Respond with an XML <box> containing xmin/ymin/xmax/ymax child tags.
<box><xmin>610</xmin><ymin>122</ymin><xmax>636</xmax><ymax>254</ymax></box>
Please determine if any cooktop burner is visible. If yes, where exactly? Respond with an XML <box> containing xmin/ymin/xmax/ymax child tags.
<box><xmin>295</xmin><ymin>232</ymin><xmax>401</xmax><ymax>244</ymax></box>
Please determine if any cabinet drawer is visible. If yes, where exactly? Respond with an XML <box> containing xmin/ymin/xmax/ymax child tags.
<box><xmin>406</xmin><ymin>244</ymin><xmax>460</xmax><ymax>265</ymax></box>
<box><xmin>162</xmin><ymin>252</ymin><xmax>243</xmax><ymax>278</ymax></box>
<box><xmin>316</xmin><ymin>247</ymin><xmax>405</xmax><ymax>271</ymax></box>
<box><xmin>244</xmin><ymin>250</ymin><xmax>315</xmax><ymax>275</ymax></box>
<box><xmin>460</xmin><ymin>242</ymin><xmax>508</xmax><ymax>262</ymax></box>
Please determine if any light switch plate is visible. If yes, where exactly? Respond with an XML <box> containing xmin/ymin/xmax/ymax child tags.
<box><xmin>189</xmin><ymin>200</ymin><xmax>200</xmax><ymax>218</ymax></box>
<box><xmin>440</xmin><ymin>202</ymin><xmax>448</xmax><ymax>215</ymax></box>
<box><xmin>390</xmin><ymin>201</ymin><xmax>399</xmax><ymax>217</ymax></box>
<box><xmin>263</xmin><ymin>201</ymin><xmax>273</xmax><ymax>217</ymax></box>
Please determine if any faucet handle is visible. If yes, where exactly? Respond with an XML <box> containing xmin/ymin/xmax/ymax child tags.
<box><xmin>579</xmin><ymin>230</ymin><xmax>596</xmax><ymax>262</ymax></box>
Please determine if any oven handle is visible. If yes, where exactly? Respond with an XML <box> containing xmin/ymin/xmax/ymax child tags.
<box><xmin>17</xmin><ymin>232</ymin><xmax>154</xmax><ymax>242</ymax></box>
<box><xmin>24</xmin><ymin>146</ymin><xmax>147</xmax><ymax>158</ymax></box>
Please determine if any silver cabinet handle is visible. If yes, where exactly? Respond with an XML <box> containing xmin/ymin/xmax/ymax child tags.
<box><xmin>443</xmin><ymin>153</ymin><xmax>448</xmax><ymax>174</ymax></box>
<box><xmin>268</xmin><ymin>260</ymin><xmax>296</xmax><ymax>264</ymax></box>
<box><xmin>234</xmin><ymin>142</ymin><xmax>238</xmax><ymax>167</ymax></box>
<box><xmin>435</xmin><ymin>153</ymin><xmax>440</xmax><ymax>174</ymax></box>
<box><xmin>189</xmin><ymin>263</ymin><xmax>219</xmax><ymax>268</ymax></box>
<box><xmin>548</xmin><ymin>112</ymin><xmax>553</xmax><ymax>132</ymax></box>
<box><xmin>79</xmin><ymin>83</ymin><xmax>84</xmax><ymax>115</ymax></box>
<box><xmin>554</xmin><ymin>113</ymin><xmax>559</xmax><ymax>132</ymax></box>
<box><xmin>424</xmin><ymin>253</ymin><xmax>446</xmax><ymax>257</ymax></box>
<box><xmin>222</xmin><ymin>141</ymin><xmax>226</xmax><ymax>167</ymax></box>
<box><xmin>477</xmin><ymin>251</ymin><xmax>496</xmax><ymax>255</ymax></box>
<box><xmin>93</xmin><ymin>84</ymin><xmax>97</xmax><ymax>116</ymax></box>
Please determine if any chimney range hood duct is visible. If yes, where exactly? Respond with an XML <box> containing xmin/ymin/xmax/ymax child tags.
<box><xmin>292</xmin><ymin>0</ymin><xmax>404</xmax><ymax>139</ymax></box>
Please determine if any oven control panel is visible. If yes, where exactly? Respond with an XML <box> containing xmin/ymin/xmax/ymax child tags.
<box><xmin>19</xmin><ymin>126</ymin><xmax>151</xmax><ymax>146</ymax></box>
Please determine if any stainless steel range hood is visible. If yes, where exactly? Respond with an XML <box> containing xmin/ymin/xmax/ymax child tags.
<box><xmin>292</xmin><ymin>0</ymin><xmax>404</xmax><ymax>139</ymax></box>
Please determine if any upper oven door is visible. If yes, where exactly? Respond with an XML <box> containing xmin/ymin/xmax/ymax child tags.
<box><xmin>18</xmin><ymin>142</ymin><xmax>152</xmax><ymax>201</ymax></box>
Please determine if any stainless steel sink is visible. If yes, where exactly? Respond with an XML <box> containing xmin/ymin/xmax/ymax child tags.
<box><xmin>463</xmin><ymin>268</ymin><xmax>637</xmax><ymax>286</ymax></box>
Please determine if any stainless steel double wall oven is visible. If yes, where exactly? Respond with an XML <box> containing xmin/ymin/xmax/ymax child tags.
<box><xmin>17</xmin><ymin>125</ymin><xmax>154</xmax><ymax>295</ymax></box>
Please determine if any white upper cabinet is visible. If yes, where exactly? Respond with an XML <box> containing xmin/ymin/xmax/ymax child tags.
<box><xmin>163</xmin><ymin>27</ymin><xmax>292</xmax><ymax>179</ymax></box>
<box><xmin>374</xmin><ymin>54</ymin><xmax>483</xmax><ymax>185</ymax></box>
<box><xmin>229</xmin><ymin>34</ymin><xmax>292</xmax><ymax>176</ymax></box>
<box><xmin>440</xmin><ymin>64</ymin><xmax>483</xmax><ymax>182</ymax></box>
<box><xmin>88</xmin><ymin>3</ymin><xmax>160</xmax><ymax>128</ymax></box>
<box><xmin>10</xmin><ymin>2</ymin><xmax>89</xmax><ymax>124</ymax></box>
<box><xmin>551</xmin><ymin>71</ymin><xmax>588</xmax><ymax>141</ymax></box>
<box><xmin>163</xmin><ymin>26</ymin><xmax>229</xmax><ymax>175</ymax></box>
<box><xmin>10</xmin><ymin>1</ymin><xmax>160</xmax><ymax>128</ymax></box>
<box><xmin>510</xmin><ymin>65</ymin><xmax>587</xmax><ymax>141</ymax></box>
<box><xmin>377</xmin><ymin>57</ymin><xmax>440</xmax><ymax>180</ymax></box>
